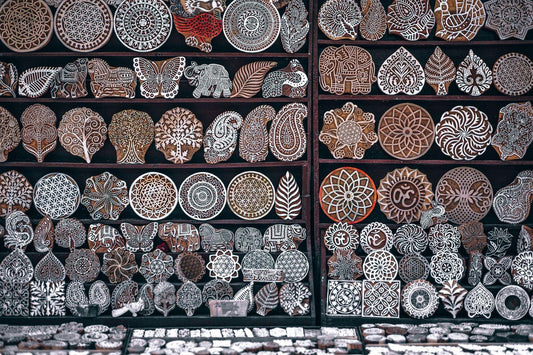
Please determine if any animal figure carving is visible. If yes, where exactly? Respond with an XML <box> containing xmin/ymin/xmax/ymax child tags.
<box><xmin>87</xmin><ymin>58</ymin><xmax>137</xmax><ymax>99</ymax></box>
<box><xmin>434</xmin><ymin>0</ymin><xmax>486</xmax><ymax>41</ymax></box>
<box><xmin>262</xmin><ymin>59</ymin><xmax>308</xmax><ymax>98</ymax></box>
<box><xmin>171</xmin><ymin>0</ymin><xmax>225</xmax><ymax>52</ymax></box>
<box><xmin>319</xmin><ymin>45</ymin><xmax>376</xmax><ymax>95</ymax></box>
<box><xmin>184</xmin><ymin>61</ymin><xmax>232</xmax><ymax>98</ymax></box>
<box><xmin>263</xmin><ymin>224</ymin><xmax>307</xmax><ymax>252</ymax></box>
<box><xmin>50</xmin><ymin>58</ymin><xmax>88</xmax><ymax>99</ymax></box>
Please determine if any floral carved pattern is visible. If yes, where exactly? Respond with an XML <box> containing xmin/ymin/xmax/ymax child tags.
<box><xmin>81</xmin><ymin>172</ymin><xmax>129</xmax><ymax>220</ymax></box>
<box><xmin>377</xmin><ymin>167</ymin><xmax>434</xmax><ymax>224</ymax></box>
<box><xmin>320</xmin><ymin>102</ymin><xmax>378</xmax><ymax>159</ymax></box>
<box><xmin>319</xmin><ymin>167</ymin><xmax>376</xmax><ymax>223</ymax></box>
<box><xmin>378</xmin><ymin>103</ymin><xmax>434</xmax><ymax>160</ymax></box>
<box><xmin>387</xmin><ymin>0</ymin><xmax>435</xmax><ymax>40</ymax></box>
<box><xmin>491</xmin><ymin>102</ymin><xmax>533</xmax><ymax>161</ymax></box>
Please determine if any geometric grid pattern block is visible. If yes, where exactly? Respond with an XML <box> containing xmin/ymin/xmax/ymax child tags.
<box><xmin>0</xmin><ymin>281</ymin><xmax>30</xmax><ymax>316</ymax></box>
<box><xmin>30</xmin><ymin>281</ymin><xmax>66</xmax><ymax>316</ymax></box>
<box><xmin>362</xmin><ymin>280</ymin><xmax>400</xmax><ymax>318</ymax></box>
<box><xmin>326</xmin><ymin>280</ymin><xmax>362</xmax><ymax>316</ymax></box>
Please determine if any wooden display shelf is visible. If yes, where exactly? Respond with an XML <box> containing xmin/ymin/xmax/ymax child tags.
<box><xmin>313</xmin><ymin>0</ymin><xmax>533</xmax><ymax>327</ymax></box>
<box><xmin>0</xmin><ymin>0</ymin><xmax>317</xmax><ymax>328</ymax></box>
<box><xmin>0</xmin><ymin>315</ymin><xmax>316</xmax><ymax>327</ymax></box>
<box><xmin>0</xmin><ymin>97</ymin><xmax>308</xmax><ymax>104</ymax></box>
<box><xmin>0</xmin><ymin>161</ymin><xmax>309</xmax><ymax>169</ymax></box>
<box><xmin>318</xmin><ymin>95</ymin><xmax>533</xmax><ymax>102</ymax></box>
<box><xmin>318</xmin><ymin>159</ymin><xmax>533</xmax><ymax>166</ymax></box>
<box><xmin>317</xmin><ymin>39</ymin><xmax>533</xmax><ymax>47</ymax></box>
<box><xmin>0</xmin><ymin>51</ymin><xmax>310</xmax><ymax>58</ymax></box>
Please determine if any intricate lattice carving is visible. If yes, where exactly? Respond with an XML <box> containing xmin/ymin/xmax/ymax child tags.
<box><xmin>401</xmin><ymin>280</ymin><xmax>439</xmax><ymax>319</ymax></box>
<box><xmin>139</xmin><ymin>249</ymin><xmax>173</xmax><ymax>284</ymax></box>
<box><xmin>34</xmin><ymin>173</ymin><xmax>80</xmax><ymax>220</ymax></box>
<box><xmin>30</xmin><ymin>281</ymin><xmax>65</xmax><ymax>316</ymax></box>
<box><xmin>362</xmin><ymin>280</ymin><xmax>400</xmax><ymax>318</ymax></box>
<box><xmin>280</xmin><ymin>0</ymin><xmax>308</xmax><ymax>53</ymax></box>
<box><xmin>54</xmin><ymin>0</ymin><xmax>113</xmax><ymax>52</ymax></box>
<box><xmin>223</xmin><ymin>0</ymin><xmax>281</xmax><ymax>53</ymax></box>
<box><xmin>328</xmin><ymin>250</ymin><xmax>363</xmax><ymax>280</ymax></box>
<box><xmin>394</xmin><ymin>224</ymin><xmax>428</xmax><ymax>255</ymax></box>
<box><xmin>87</xmin><ymin>58</ymin><xmax>137</xmax><ymax>98</ymax></box>
<box><xmin>0</xmin><ymin>0</ymin><xmax>53</xmax><ymax>52</ymax></box>
<box><xmin>21</xmin><ymin>104</ymin><xmax>57</xmax><ymax>163</ymax></box>
<box><xmin>0</xmin><ymin>106</ymin><xmax>20</xmax><ymax>162</ymax></box>
<box><xmin>428</xmin><ymin>223</ymin><xmax>461</xmax><ymax>253</ymax></box>
<box><xmin>65</xmin><ymin>249</ymin><xmax>100</xmax><ymax>283</ymax></box>
<box><xmin>512</xmin><ymin>251</ymin><xmax>533</xmax><ymax>290</ymax></box>
<box><xmin>109</xmin><ymin>109</ymin><xmax>154</xmax><ymax>164</ymax></box>
<box><xmin>204</xmin><ymin>111</ymin><xmax>242</xmax><ymax>164</ymax></box>
<box><xmin>464</xmin><ymin>283</ymin><xmax>494</xmax><ymax>318</ymax></box>
<box><xmin>81</xmin><ymin>172</ymin><xmax>129</xmax><ymax>221</ymax></box>
<box><xmin>102</xmin><ymin>248</ymin><xmax>138</xmax><ymax>284</ymax></box>
<box><xmin>129</xmin><ymin>172</ymin><xmax>178</xmax><ymax>221</ymax></box>
<box><xmin>398</xmin><ymin>253</ymin><xmax>429</xmax><ymax>283</ymax></box>
<box><xmin>178</xmin><ymin>172</ymin><xmax>226</xmax><ymax>220</ymax></box>
<box><xmin>275</xmin><ymin>249</ymin><xmax>309</xmax><ymax>282</ymax></box>
<box><xmin>206</xmin><ymin>250</ymin><xmax>241</xmax><ymax>282</ymax></box>
<box><xmin>378</xmin><ymin>103</ymin><xmax>434</xmax><ymax>160</ymax></box>
<box><xmin>227</xmin><ymin>171</ymin><xmax>275</xmax><ymax>220</ymax></box>
<box><xmin>0</xmin><ymin>170</ymin><xmax>32</xmax><ymax>217</ymax></box>
<box><xmin>495</xmin><ymin>285</ymin><xmax>530</xmax><ymax>320</ymax></box>
<box><xmin>378</xmin><ymin>47</ymin><xmax>425</xmax><ymax>95</ymax></box>
<box><xmin>155</xmin><ymin>107</ymin><xmax>202</xmax><ymax>164</ymax></box>
<box><xmin>485</xmin><ymin>0</ymin><xmax>533</xmax><ymax>40</ymax></box>
<box><xmin>430</xmin><ymin>252</ymin><xmax>464</xmax><ymax>285</ymax></box>
<box><xmin>483</xmin><ymin>256</ymin><xmax>512</xmax><ymax>285</ymax></box>
<box><xmin>363</xmin><ymin>250</ymin><xmax>398</xmax><ymax>281</ymax></box>
<box><xmin>492</xmin><ymin>52</ymin><xmax>533</xmax><ymax>96</ymax></box>
<box><xmin>360</xmin><ymin>0</ymin><xmax>387</xmax><ymax>40</ymax></box>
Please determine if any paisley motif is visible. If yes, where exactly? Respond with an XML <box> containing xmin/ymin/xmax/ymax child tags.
<box><xmin>360</xmin><ymin>0</ymin><xmax>387</xmax><ymax>40</ymax></box>
<box><xmin>203</xmin><ymin>111</ymin><xmax>243</xmax><ymax>164</ymax></box>
<box><xmin>268</xmin><ymin>103</ymin><xmax>307</xmax><ymax>162</ymax></box>
<box><xmin>34</xmin><ymin>215</ymin><xmax>54</xmax><ymax>253</ymax></box>
<box><xmin>239</xmin><ymin>105</ymin><xmax>275</xmax><ymax>163</ymax></box>
<box><xmin>377</xmin><ymin>47</ymin><xmax>425</xmax><ymax>95</ymax></box>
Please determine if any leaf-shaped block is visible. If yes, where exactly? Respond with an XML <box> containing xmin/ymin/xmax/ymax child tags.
<box><xmin>239</xmin><ymin>105</ymin><xmax>275</xmax><ymax>163</ymax></box>
<box><xmin>176</xmin><ymin>281</ymin><xmax>202</xmax><ymax>317</ymax></box>
<box><xmin>255</xmin><ymin>282</ymin><xmax>279</xmax><ymax>316</ymax></box>
<box><xmin>456</xmin><ymin>49</ymin><xmax>492</xmax><ymax>96</ymax></box>
<box><xmin>438</xmin><ymin>279</ymin><xmax>467</xmax><ymax>318</ymax></box>
<box><xmin>230</xmin><ymin>61</ymin><xmax>277</xmax><ymax>98</ymax></box>
<box><xmin>21</xmin><ymin>104</ymin><xmax>58</xmax><ymax>163</ymax></box>
<box><xmin>424</xmin><ymin>46</ymin><xmax>456</xmax><ymax>95</ymax></box>
<box><xmin>275</xmin><ymin>171</ymin><xmax>302</xmax><ymax>220</ymax></box>
<box><xmin>18</xmin><ymin>67</ymin><xmax>61</xmax><ymax>98</ymax></box>
<box><xmin>34</xmin><ymin>251</ymin><xmax>65</xmax><ymax>283</ymax></box>
<box><xmin>280</xmin><ymin>0</ymin><xmax>309</xmax><ymax>53</ymax></box>
<box><xmin>233</xmin><ymin>282</ymin><xmax>254</xmax><ymax>313</ymax></box>
<box><xmin>0</xmin><ymin>62</ymin><xmax>18</xmax><ymax>97</ymax></box>
<box><xmin>58</xmin><ymin>107</ymin><xmax>107</xmax><ymax>163</ymax></box>
<box><xmin>377</xmin><ymin>47</ymin><xmax>425</xmax><ymax>95</ymax></box>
